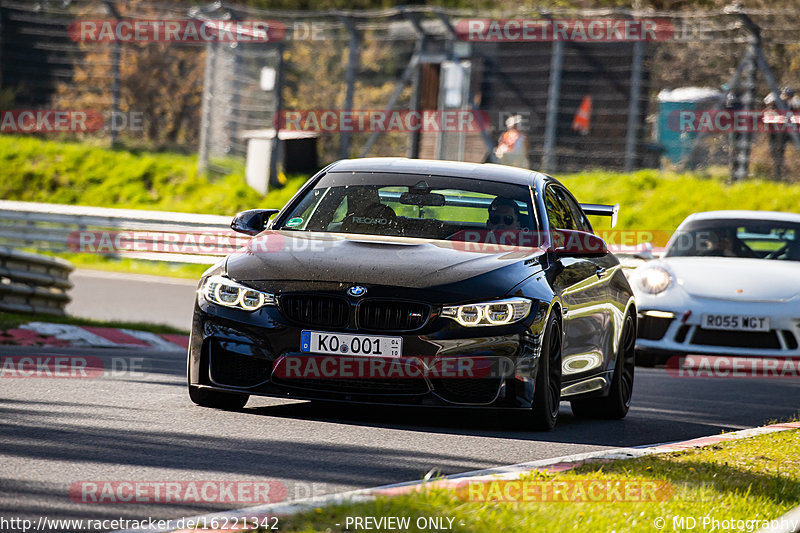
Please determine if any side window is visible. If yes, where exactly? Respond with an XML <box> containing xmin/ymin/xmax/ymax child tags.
<box><xmin>544</xmin><ymin>185</ymin><xmax>576</xmax><ymax>230</ymax></box>
<box><xmin>331</xmin><ymin>197</ymin><xmax>348</xmax><ymax>223</ymax></box>
<box><xmin>304</xmin><ymin>189</ymin><xmax>347</xmax><ymax>231</ymax></box>
<box><xmin>556</xmin><ymin>187</ymin><xmax>593</xmax><ymax>233</ymax></box>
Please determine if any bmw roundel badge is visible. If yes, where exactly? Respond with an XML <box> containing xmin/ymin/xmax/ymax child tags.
<box><xmin>347</xmin><ymin>285</ymin><xmax>367</xmax><ymax>297</ymax></box>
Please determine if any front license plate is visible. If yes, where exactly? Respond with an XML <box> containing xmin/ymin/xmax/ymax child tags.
<box><xmin>701</xmin><ymin>314</ymin><xmax>770</xmax><ymax>332</ymax></box>
<box><xmin>300</xmin><ymin>331</ymin><xmax>402</xmax><ymax>357</ymax></box>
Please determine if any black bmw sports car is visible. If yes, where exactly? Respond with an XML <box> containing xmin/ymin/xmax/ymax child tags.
<box><xmin>188</xmin><ymin>158</ymin><xmax>636</xmax><ymax>429</ymax></box>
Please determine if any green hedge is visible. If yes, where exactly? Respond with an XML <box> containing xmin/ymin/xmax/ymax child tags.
<box><xmin>0</xmin><ymin>135</ymin><xmax>306</xmax><ymax>215</ymax></box>
<box><xmin>558</xmin><ymin>169</ymin><xmax>800</xmax><ymax>231</ymax></box>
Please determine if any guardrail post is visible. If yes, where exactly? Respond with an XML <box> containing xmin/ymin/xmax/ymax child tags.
<box><xmin>731</xmin><ymin>43</ymin><xmax>757</xmax><ymax>183</ymax></box>
<box><xmin>730</xmin><ymin>8</ymin><xmax>762</xmax><ymax>183</ymax></box>
<box><xmin>406</xmin><ymin>12</ymin><xmax>427</xmax><ymax>160</ymax></box>
<box><xmin>624</xmin><ymin>40</ymin><xmax>644</xmax><ymax>173</ymax></box>
<box><xmin>198</xmin><ymin>41</ymin><xmax>215</xmax><ymax>174</ymax></box>
<box><xmin>542</xmin><ymin>40</ymin><xmax>564</xmax><ymax>174</ymax></box>
<box><xmin>339</xmin><ymin>15</ymin><xmax>360</xmax><ymax>160</ymax></box>
<box><xmin>268</xmin><ymin>43</ymin><xmax>285</xmax><ymax>189</ymax></box>
<box><xmin>103</xmin><ymin>1</ymin><xmax>121</xmax><ymax>148</ymax></box>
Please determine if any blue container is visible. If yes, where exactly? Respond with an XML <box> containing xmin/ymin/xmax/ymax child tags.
<box><xmin>657</xmin><ymin>88</ymin><xmax>722</xmax><ymax>164</ymax></box>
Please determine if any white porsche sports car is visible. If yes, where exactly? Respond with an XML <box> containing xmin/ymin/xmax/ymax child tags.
<box><xmin>630</xmin><ymin>210</ymin><xmax>800</xmax><ymax>365</ymax></box>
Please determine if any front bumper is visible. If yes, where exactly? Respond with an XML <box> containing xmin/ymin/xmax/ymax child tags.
<box><xmin>636</xmin><ymin>296</ymin><xmax>800</xmax><ymax>358</ymax></box>
<box><xmin>188</xmin><ymin>294</ymin><xmax>550</xmax><ymax>409</ymax></box>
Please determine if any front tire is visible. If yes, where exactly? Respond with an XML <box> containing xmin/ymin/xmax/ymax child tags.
<box><xmin>531</xmin><ymin>315</ymin><xmax>562</xmax><ymax>431</ymax></box>
<box><xmin>571</xmin><ymin>313</ymin><xmax>635</xmax><ymax>419</ymax></box>
<box><xmin>189</xmin><ymin>385</ymin><xmax>249</xmax><ymax>410</ymax></box>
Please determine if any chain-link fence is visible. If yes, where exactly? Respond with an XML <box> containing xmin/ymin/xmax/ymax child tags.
<box><xmin>3</xmin><ymin>1</ymin><xmax>800</xmax><ymax>183</ymax></box>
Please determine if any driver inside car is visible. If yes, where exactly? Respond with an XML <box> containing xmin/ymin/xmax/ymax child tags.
<box><xmin>340</xmin><ymin>189</ymin><xmax>398</xmax><ymax>235</ymax></box>
<box><xmin>486</xmin><ymin>197</ymin><xmax>522</xmax><ymax>231</ymax></box>
<box><xmin>699</xmin><ymin>229</ymin><xmax>754</xmax><ymax>258</ymax></box>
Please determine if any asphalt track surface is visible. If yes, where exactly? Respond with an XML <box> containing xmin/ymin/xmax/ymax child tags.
<box><xmin>66</xmin><ymin>270</ymin><xmax>199</xmax><ymax>331</ymax></box>
<box><xmin>1</xmin><ymin>344</ymin><xmax>799</xmax><ymax>527</ymax></box>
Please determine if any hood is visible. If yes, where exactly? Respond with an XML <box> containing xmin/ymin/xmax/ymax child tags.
<box><xmin>225</xmin><ymin>230</ymin><xmax>544</xmax><ymax>298</ymax></box>
<box><xmin>662</xmin><ymin>256</ymin><xmax>800</xmax><ymax>302</ymax></box>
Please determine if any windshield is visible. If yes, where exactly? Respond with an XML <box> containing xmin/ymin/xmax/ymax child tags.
<box><xmin>665</xmin><ymin>218</ymin><xmax>800</xmax><ymax>261</ymax></box>
<box><xmin>276</xmin><ymin>172</ymin><xmax>538</xmax><ymax>242</ymax></box>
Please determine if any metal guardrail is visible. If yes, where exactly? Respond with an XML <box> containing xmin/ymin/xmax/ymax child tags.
<box><xmin>0</xmin><ymin>246</ymin><xmax>74</xmax><ymax>315</ymax></box>
<box><xmin>0</xmin><ymin>200</ymin><xmax>237</xmax><ymax>265</ymax></box>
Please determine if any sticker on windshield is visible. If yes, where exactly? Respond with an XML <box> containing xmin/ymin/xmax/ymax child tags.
<box><xmin>286</xmin><ymin>217</ymin><xmax>303</xmax><ymax>228</ymax></box>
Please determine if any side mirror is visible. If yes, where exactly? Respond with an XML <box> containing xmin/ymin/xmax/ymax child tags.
<box><xmin>633</xmin><ymin>242</ymin><xmax>655</xmax><ymax>260</ymax></box>
<box><xmin>231</xmin><ymin>209</ymin><xmax>279</xmax><ymax>236</ymax></box>
<box><xmin>551</xmin><ymin>229</ymin><xmax>608</xmax><ymax>257</ymax></box>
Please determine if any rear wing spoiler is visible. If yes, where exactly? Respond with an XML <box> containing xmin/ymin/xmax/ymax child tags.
<box><xmin>580</xmin><ymin>203</ymin><xmax>619</xmax><ymax>228</ymax></box>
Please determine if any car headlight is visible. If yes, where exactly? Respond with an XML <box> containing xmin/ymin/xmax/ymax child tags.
<box><xmin>201</xmin><ymin>275</ymin><xmax>276</xmax><ymax>311</ymax></box>
<box><xmin>639</xmin><ymin>266</ymin><xmax>672</xmax><ymax>295</ymax></box>
<box><xmin>441</xmin><ymin>298</ymin><xmax>532</xmax><ymax>327</ymax></box>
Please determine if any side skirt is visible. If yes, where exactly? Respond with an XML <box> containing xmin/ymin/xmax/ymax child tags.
<box><xmin>560</xmin><ymin>371</ymin><xmax>612</xmax><ymax>399</ymax></box>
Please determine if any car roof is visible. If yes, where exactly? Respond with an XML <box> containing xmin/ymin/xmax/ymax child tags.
<box><xmin>681</xmin><ymin>210</ymin><xmax>800</xmax><ymax>225</ymax></box>
<box><xmin>327</xmin><ymin>157</ymin><xmax>542</xmax><ymax>186</ymax></box>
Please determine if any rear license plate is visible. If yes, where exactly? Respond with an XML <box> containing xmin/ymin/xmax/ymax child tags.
<box><xmin>701</xmin><ymin>314</ymin><xmax>770</xmax><ymax>332</ymax></box>
<box><xmin>300</xmin><ymin>331</ymin><xmax>402</xmax><ymax>357</ymax></box>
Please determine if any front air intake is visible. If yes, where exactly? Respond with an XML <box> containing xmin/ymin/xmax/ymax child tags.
<box><xmin>357</xmin><ymin>300</ymin><xmax>430</xmax><ymax>331</ymax></box>
<box><xmin>279</xmin><ymin>294</ymin><xmax>349</xmax><ymax>328</ymax></box>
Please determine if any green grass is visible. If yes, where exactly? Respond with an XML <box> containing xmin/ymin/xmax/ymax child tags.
<box><xmin>0</xmin><ymin>311</ymin><xmax>188</xmax><ymax>335</ymax></box>
<box><xmin>0</xmin><ymin>135</ymin><xmax>309</xmax><ymax>215</ymax></box>
<box><xmin>269</xmin><ymin>428</ymin><xmax>800</xmax><ymax>533</ymax></box>
<box><xmin>557</xmin><ymin>167</ymin><xmax>800</xmax><ymax>233</ymax></box>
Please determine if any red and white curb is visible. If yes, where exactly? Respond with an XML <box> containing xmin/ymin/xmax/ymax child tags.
<box><xmin>115</xmin><ymin>420</ymin><xmax>800</xmax><ymax>533</ymax></box>
<box><xmin>0</xmin><ymin>322</ymin><xmax>188</xmax><ymax>350</ymax></box>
